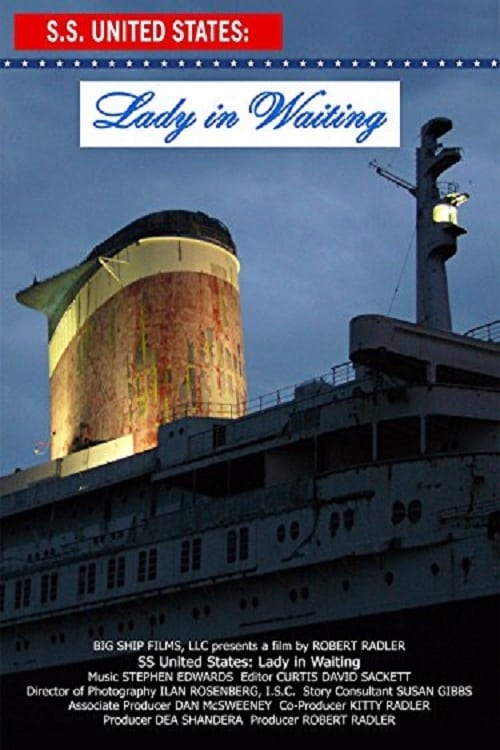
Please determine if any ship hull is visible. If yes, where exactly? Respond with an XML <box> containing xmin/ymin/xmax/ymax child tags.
<box><xmin>2</xmin><ymin>594</ymin><xmax>498</xmax><ymax>745</ymax></box>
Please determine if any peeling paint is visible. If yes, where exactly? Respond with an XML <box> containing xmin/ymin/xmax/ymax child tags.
<box><xmin>50</xmin><ymin>270</ymin><xmax>247</xmax><ymax>458</ymax></box>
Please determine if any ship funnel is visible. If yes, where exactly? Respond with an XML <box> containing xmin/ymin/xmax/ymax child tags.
<box><xmin>17</xmin><ymin>210</ymin><xmax>247</xmax><ymax>459</ymax></box>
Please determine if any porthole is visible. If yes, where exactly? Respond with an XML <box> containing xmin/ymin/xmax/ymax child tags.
<box><xmin>239</xmin><ymin>598</ymin><xmax>247</xmax><ymax>609</ymax></box>
<box><xmin>301</xmin><ymin>587</ymin><xmax>309</xmax><ymax>600</ymax></box>
<box><xmin>98</xmin><ymin>625</ymin><xmax>104</xmax><ymax>636</ymax></box>
<box><xmin>118</xmin><ymin>622</ymin><xmax>124</xmax><ymax>633</ymax></box>
<box><xmin>203</xmin><ymin>605</ymin><xmax>211</xmax><ymax>616</ymax></box>
<box><xmin>342</xmin><ymin>579</ymin><xmax>350</xmax><ymax>592</ymax></box>
<box><xmin>431</xmin><ymin>563</ymin><xmax>440</xmax><ymax>576</ymax></box>
<box><xmin>192</xmin><ymin>608</ymin><xmax>200</xmax><ymax>620</ymax></box>
<box><xmin>251</xmin><ymin>596</ymin><xmax>259</xmax><ymax>608</ymax></box>
<box><xmin>50</xmin><ymin>634</ymin><xmax>57</xmax><ymax>644</ymax></box>
<box><xmin>343</xmin><ymin>508</ymin><xmax>354</xmax><ymax>531</ymax></box>
<box><xmin>408</xmin><ymin>499</ymin><xmax>422</xmax><ymax>524</ymax></box>
<box><xmin>329</xmin><ymin>512</ymin><xmax>340</xmax><ymax>536</ymax></box>
<box><xmin>290</xmin><ymin>521</ymin><xmax>300</xmax><ymax>540</ymax></box>
<box><xmin>127</xmin><ymin>620</ymin><xmax>134</xmax><ymax>631</ymax></box>
<box><xmin>15</xmin><ymin>641</ymin><xmax>21</xmax><ymax>652</ymax></box>
<box><xmin>149</xmin><ymin>615</ymin><xmax>156</xmax><ymax>626</ymax></box>
<box><xmin>462</xmin><ymin>557</ymin><xmax>471</xmax><ymax>576</ymax></box>
<box><xmin>59</xmin><ymin>633</ymin><xmax>65</xmax><ymax>643</ymax></box>
<box><xmin>289</xmin><ymin>589</ymin><xmax>298</xmax><ymax>603</ymax></box>
<box><xmin>391</xmin><ymin>501</ymin><xmax>405</xmax><ymax>525</ymax></box>
<box><xmin>88</xmin><ymin>627</ymin><xmax>94</xmax><ymax>638</ymax></box>
<box><xmin>384</xmin><ymin>571</ymin><xmax>394</xmax><ymax>586</ymax></box>
<box><xmin>159</xmin><ymin>613</ymin><xmax>166</xmax><ymax>625</ymax></box>
<box><xmin>277</xmin><ymin>524</ymin><xmax>286</xmax><ymax>543</ymax></box>
<box><xmin>24</xmin><ymin>640</ymin><xmax>30</xmax><ymax>650</ymax></box>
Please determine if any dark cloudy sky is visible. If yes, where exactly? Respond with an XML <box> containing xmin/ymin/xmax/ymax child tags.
<box><xmin>0</xmin><ymin>0</ymin><xmax>498</xmax><ymax>475</ymax></box>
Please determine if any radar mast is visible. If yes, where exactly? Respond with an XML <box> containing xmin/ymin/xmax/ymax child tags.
<box><xmin>371</xmin><ymin>117</ymin><xmax>469</xmax><ymax>331</ymax></box>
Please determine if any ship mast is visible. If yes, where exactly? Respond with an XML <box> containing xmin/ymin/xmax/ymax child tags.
<box><xmin>370</xmin><ymin>117</ymin><xmax>469</xmax><ymax>331</ymax></box>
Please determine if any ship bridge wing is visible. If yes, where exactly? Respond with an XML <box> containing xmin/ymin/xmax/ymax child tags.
<box><xmin>350</xmin><ymin>314</ymin><xmax>500</xmax><ymax>387</ymax></box>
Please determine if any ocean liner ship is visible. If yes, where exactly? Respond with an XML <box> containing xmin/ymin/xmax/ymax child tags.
<box><xmin>0</xmin><ymin>117</ymin><xmax>499</xmax><ymax>737</ymax></box>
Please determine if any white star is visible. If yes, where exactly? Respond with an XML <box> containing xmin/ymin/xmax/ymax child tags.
<box><xmin>282</xmin><ymin>59</ymin><xmax>289</xmax><ymax>67</ymax></box>
<box><xmin>386</xmin><ymin>59</ymin><xmax>393</xmax><ymax>67</ymax></box>
<box><xmin>56</xmin><ymin>60</ymin><xmax>63</xmax><ymax>68</ymax></box>
<box><xmin>265</xmin><ymin>60</ymin><xmax>272</xmax><ymax>67</ymax></box>
<box><xmin>439</xmin><ymin>59</ymin><xmax>446</xmax><ymax>67</ymax></box>
<box><xmin>73</xmin><ymin>60</ymin><xmax>81</xmax><ymax>68</ymax></box>
<box><xmin>421</xmin><ymin>59</ymin><xmax>429</xmax><ymax>67</ymax></box>
<box><xmin>369</xmin><ymin>59</ymin><xmax>376</xmax><ymax>68</ymax></box>
<box><xmin>473</xmin><ymin>59</ymin><xmax>480</xmax><ymax>67</ymax></box>
<box><xmin>177</xmin><ymin>60</ymin><xmax>184</xmax><ymax>68</ymax></box>
<box><xmin>299</xmin><ymin>59</ymin><xmax>307</xmax><ymax>67</ymax></box>
<box><xmin>143</xmin><ymin>60</ymin><xmax>150</xmax><ymax>67</ymax></box>
<box><xmin>91</xmin><ymin>60</ymin><xmax>98</xmax><ymax>67</ymax></box>
<box><xmin>404</xmin><ymin>59</ymin><xmax>411</xmax><ymax>67</ymax></box>
<box><xmin>334</xmin><ymin>59</ymin><xmax>342</xmax><ymax>67</ymax></box>
<box><xmin>160</xmin><ymin>60</ymin><xmax>168</xmax><ymax>67</ymax></box>
<box><xmin>213</xmin><ymin>60</ymin><xmax>220</xmax><ymax>67</ymax></box>
<box><xmin>39</xmin><ymin>60</ymin><xmax>46</xmax><ymax>67</ymax></box>
<box><xmin>230</xmin><ymin>59</ymin><xmax>237</xmax><ymax>67</ymax></box>
<box><xmin>21</xmin><ymin>60</ymin><xmax>29</xmax><ymax>68</ymax></box>
<box><xmin>316</xmin><ymin>59</ymin><xmax>324</xmax><ymax>67</ymax></box>
<box><xmin>456</xmin><ymin>59</ymin><xmax>463</xmax><ymax>67</ymax></box>
<box><xmin>108</xmin><ymin>60</ymin><xmax>115</xmax><ymax>67</ymax></box>
<box><xmin>195</xmin><ymin>60</ymin><xmax>203</xmax><ymax>67</ymax></box>
<box><xmin>247</xmin><ymin>60</ymin><xmax>255</xmax><ymax>67</ymax></box>
<box><xmin>352</xmin><ymin>59</ymin><xmax>359</xmax><ymax>67</ymax></box>
<box><xmin>490</xmin><ymin>59</ymin><xmax>498</xmax><ymax>67</ymax></box>
<box><xmin>126</xmin><ymin>60</ymin><xmax>133</xmax><ymax>68</ymax></box>
<box><xmin>3</xmin><ymin>60</ymin><xmax>11</xmax><ymax>67</ymax></box>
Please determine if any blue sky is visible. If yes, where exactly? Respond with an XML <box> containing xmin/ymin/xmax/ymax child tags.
<box><xmin>0</xmin><ymin>0</ymin><xmax>498</xmax><ymax>474</ymax></box>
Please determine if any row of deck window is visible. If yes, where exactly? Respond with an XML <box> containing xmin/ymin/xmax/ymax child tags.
<box><xmin>11</xmin><ymin>572</ymin><xmax>59</xmax><ymax>610</ymax></box>
<box><xmin>2</xmin><ymin>528</ymin><xmax>251</xmax><ymax>613</ymax></box>
<box><xmin>2</xmin><ymin>547</ymin><xmax>159</xmax><ymax>612</ymax></box>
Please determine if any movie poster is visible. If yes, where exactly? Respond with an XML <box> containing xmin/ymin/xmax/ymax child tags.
<box><xmin>0</xmin><ymin>1</ymin><xmax>498</xmax><ymax>746</ymax></box>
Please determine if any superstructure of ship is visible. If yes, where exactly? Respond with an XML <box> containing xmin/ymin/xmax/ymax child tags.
<box><xmin>1</xmin><ymin>117</ymin><xmax>499</xmax><ymax>735</ymax></box>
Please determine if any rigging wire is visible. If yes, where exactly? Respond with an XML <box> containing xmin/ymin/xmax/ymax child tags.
<box><xmin>387</xmin><ymin>226</ymin><xmax>416</xmax><ymax>315</ymax></box>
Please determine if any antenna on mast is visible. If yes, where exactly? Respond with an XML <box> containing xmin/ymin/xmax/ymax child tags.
<box><xmin>369</xmin><ymin>161</ymin><xmax>416</xmax><ymax>196</ymax></box>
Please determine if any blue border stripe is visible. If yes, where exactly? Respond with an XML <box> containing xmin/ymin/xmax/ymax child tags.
<box><xmin>1</xmin><ymin>57</ymin><xmax>498</xmax><ymax>70</ymax></box>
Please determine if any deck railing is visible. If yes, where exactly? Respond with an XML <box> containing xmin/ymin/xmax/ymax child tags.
<box><xmin>464</xmin><ymin>319</ymin><xmax>500</xmax><ymax>343</ymax></box>
<box><xmin>168</xmin><ymin>361</ymin><xmax>356</xmax><ymax>421</ymax></box>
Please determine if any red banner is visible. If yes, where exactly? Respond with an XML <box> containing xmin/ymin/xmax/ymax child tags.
<box><xmin>14</xmin><ymin>13</ymin><xmax>283</xmax><ymax>51</ymax></box>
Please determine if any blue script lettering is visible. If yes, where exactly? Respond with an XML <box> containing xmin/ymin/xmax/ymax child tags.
<box><xmin>249</xmin><ymin>89</ymin><xmax>387</xmax><ymax>143</ymax></box>
<box><xmin>93</xmin><ymin>90</ymin><xmax>197</xmax><ymax>143</ymax></box>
